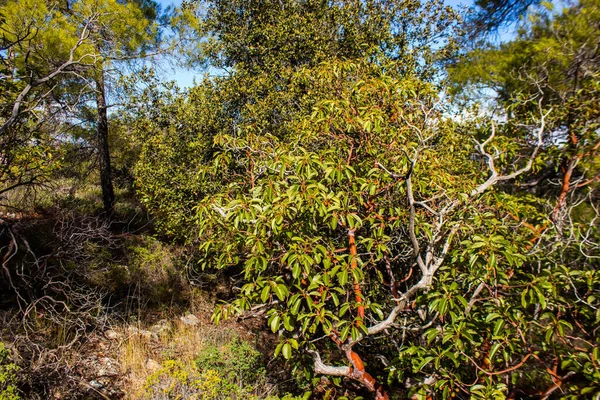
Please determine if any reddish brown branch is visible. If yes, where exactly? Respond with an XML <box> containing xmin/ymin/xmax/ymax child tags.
<box><xmin>540</xmin><ymin>371</ymin><xmax>576</xmax><ymax>399</ymax></box>
<box><xmin>462</xmin><ymin>351</ymin><xmax>534</xmax><ymax>376</ymax></box>
<box><xmin>345</xmin><ymin>347</ymin><xmax>390</xmax><ymax>400</ymax></box>
<box><xmin>553</xmin><ymin>155</ymin><xmax>579</xmax><ymax>220</ymax></box>
<box><xmin>575</xmin><ymin>175</ymin><xmax>599</xmax><ymax>188</ymax></box>
<box><xmin>399</xmin><ymin>265</ymin><xmax>414</xmax><ymax>283</ymax></box>
<box><xmin>552</xmin><ymin>140</ymin><xmax>599</xmax><ymax>220</ymax></box>
<box><xmin>384</xmin><ymin>255</ymin><xmax>399</xmax><ymax>299</ymax></box>
<box><xmin>348</xmin><ymin>229</ymin><xmax>365</xmax><ymax>321</ymax></box>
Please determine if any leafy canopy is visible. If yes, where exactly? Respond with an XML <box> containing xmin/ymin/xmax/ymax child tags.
<box><xmin>134</xmin><ymin>0</ymin><xmax>600</xmax><ymax>398</ymax></box>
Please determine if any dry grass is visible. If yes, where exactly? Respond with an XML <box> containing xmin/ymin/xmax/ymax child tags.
<box><xmin>117</xmin><ymin>294</ymin><xmax>249</xmax><ymax>399</ymax></box>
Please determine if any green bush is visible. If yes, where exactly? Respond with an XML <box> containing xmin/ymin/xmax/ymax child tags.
<box><xmin>124</xmin><ymin>238</ymin><xmax>186</xmax><ymax>305</ymax></box>
<box><xmin>194</xmin><ymin>336</ymin><xmax>264</xmax><ymax>388</ymax></box>
<box><xmin>145</xmin><ymin>358</ymin><xmax>264</xmax><ymax>400</ymax></box>
<box><xmin>0</xmin><ymin>343</ymin><xmax>20</xmax><ymax>400</ymax></box>
<box><xmin>144</xmin><ymin>337</ymin><xmax>305</xmax><ymax>399</ymax></box>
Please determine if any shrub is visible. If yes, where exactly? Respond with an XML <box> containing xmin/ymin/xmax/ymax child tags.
<box><xmin>145</xmin><ymin>358</ymin><xmax>262</xmax><ymax>400</ymax></box>
<box><xmin>0</xmin><ymin>343</ymin><xmax>20</xmax><ymax>400</ymax></box>
<box><xmin>144</xmin><ymin>336</ymin><xmax>305</xmax><ymax>399</ymax></box>
<box><xmin>194</xmin><ymin>336</ymin><xmax>264</xmax><ymax>388</ymax></box>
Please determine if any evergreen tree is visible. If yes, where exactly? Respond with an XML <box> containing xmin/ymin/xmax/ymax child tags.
<box><xmin>0</xmin><ymin>0</ymin><xmax>163</xmax><ymax>213</ymax></box>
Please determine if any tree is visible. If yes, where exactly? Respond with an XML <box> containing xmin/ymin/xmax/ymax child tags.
<box><xmin>197</xmin><ymin>58</ymin><xmax>554</xmax><ymax>398</ymax></box>
<box><xmin>83</xmin><ymin>0</ymin><xmax>162</xmax><ymax>213</ymax></box>
<box><xmin>0</xmin><ymin>0</ymin><xmax>89</xmax><ymax>206</ymax></box>
<box><xmin>0</xmin><ymin>0</ymin><xmax>162</xmax><ymax>213</ymax></box>
<box><xmin>449</xmin><ymin>0</ymin><xmax>600</xmax><ymax>220</ymax></box>
<box><xmin>134</xmin><ymin>0</ymin><xmax>461</xmax><ymax>238</ymax></box>
<box><xmin>466</xmin><ymin>0</ymin><xmax>540</xmax><ymax>38</ymax></box>
<box><xmin>442</xmin><ymin>1</ymin><xmax>600</xmax><ymax>397</ymax></box>
<box><xmin>135</xmin><ymin>0</ymin><xmax>599</xmax><ymax>398</ymax></box>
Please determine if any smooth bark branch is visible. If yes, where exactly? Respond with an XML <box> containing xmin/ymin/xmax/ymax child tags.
<box><xmin>375</xmin><ymin>162</ymin><xmax>405</xmax><ymax>179</ymax></box>
<box><xmin>308</xmin><ymin>348</ymin><xmax>389</xmax><ymax>399</ymax></box>
<box><xmin>307</xmin><ymin>349</ymin><xmax>350</xmax><ymax>376</ymax></box>
<box><xmin>466</xmin><ymin>282</ymin><xmax>486</xmax><ymax>315</ymax></box>
<box><xmin>471</xmin><ymin>100</ymin><xmax>550</xmax><ymax>197</ymax></box>
<box><xmin>406</xmin><ymin>168</ymin><xmax>427</xmax><ymax>275</ymax></box>
<box><xmin>367</xmin><ymin>302</ymin><xmax>405</xmax><ymax>336</ymax></box>
<box><xmin>429</xmin><ymin>224</ymin><xmax>460</xmax><ymax>274</ymax></box>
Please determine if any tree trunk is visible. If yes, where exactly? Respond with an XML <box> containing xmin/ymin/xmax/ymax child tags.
<box><xmin>95</xmin><ymin>68</ymin><xmax>114</xmax><ymax>215</ymax></box>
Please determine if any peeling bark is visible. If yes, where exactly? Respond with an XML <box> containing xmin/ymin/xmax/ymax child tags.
<box><xmin>345</xmin><ymin>347</ymin><xmax>389</xmax><ymax>400</ymax></box>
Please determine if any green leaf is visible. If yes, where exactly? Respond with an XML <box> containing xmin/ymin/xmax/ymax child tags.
<box><xmin>292</xmin><ymin>264</ymin><xmax>301</xmax><ymax>279</ymax></box>
<box><xmin>283</xmin><ymin>315</ymin><xmax>294</xmax><ymax>331</ymax></box>
<box><xmin>351</xmin><ymin>326</ymin><xmax>360</xmax><ymax>341</ymax></box>
<box><xmin>261</xmin><ymin>285</ymin><xmax>271</xmax><ymax>303</ymax></box>
<box><xmin>425</xmin><ymin>327</ymin><xmax>439</xmax><ymax>343</ymax></box>
<box><xmin>290</xmin><ymin>297</ymin><xmax>302</xmax><ymax>315</ymax></box>
<box><xmin>338</xmin><ymin>270</ymin><xmax>349</xmax><ymax>286</ymax></box>
<box><xmin>289</xmin><ymin>338</ymin><xmax>299</xmax><ymax>349</ymax></box>
<box><xmin>456</xmin><ymin>295</ymin><xmax>469</xmax><ymax>309</ymax></box>
<box><xmin>417</xmin><ymin>356</ymin><xmax>434</xmax><ymax>371</ymax></box>
<box><xmin>489</xmin><ymin>343</ymin><xmax>501</xmax><ymax>361</ymax></box>
<box><xmin>331</xmin><ymin>292</ymin><xmax>340</xmax><ymax>307</ymax></box>
<box><xmin>339</xmin><ymin>303</ymin><xmax>350</xmax><ymax>317</ymax></box>
<box><xmin>486</xmin><ymin>313</ymin><xmax>502</xmax><ymax>323</ymax></box>
<box><xmin>521</xmin><ymin>289</ymin><xmax>529</xmax><ymax>308</ymax></box>
<box><xmin>282</xmin><ymin>343</ymin><xmax>292</xmax><ymax>359</ymax></box>
<box><xmin>340</xmin><ymin>324</ymin><xmax>351</xmax><ymax>341</ymax></box>
<box><xmin>274</xmin><ymin>283</ymin><xmax>289</xmax><ymax>301</ymax></box>
<box><xmin>269</xmin><ymin>314</ymin><xmax>281</xmax><ymax>333</ymax></box>
<box><xmin>274</xmin><ymin>342</ymin><xmax>283</xmax><ymax>358</ymax></box>
<box><xmin>493</xmin><ymin>319</ymin><xmax>504</xmax><ymax>337</ymax></box>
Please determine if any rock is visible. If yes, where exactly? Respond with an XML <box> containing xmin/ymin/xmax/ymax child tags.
<box><xmin>98</xmin><ymin>357</ymin><xmax>119</xmax><ymax>376</ymax></box>
<box><xmin>105</xmin><ymin>329</ymin><xmax>120</xmax><ymax>340</ymax></box>
<box><xmin>179</xmin><ymin>314</ymin><xmax>200</xmax><ymax>326</ymax></box>
<box><xmin>151</xmin><ymin>319</ymin><xmax>171</xmax><ymax>335</ymax></box>
<box><xmin>139</xmin><ymin>329</ymin><xmax>155</xmax><ymax>340</ymax></box>
<box><xmin>89</xmin><ymin>380</ymin><xmax>104</xmax><ymax>390</ymax></box>
<box><xmin>146</xmin><ymin>358</ymin><xmax>161</xmax><ymax>372</ymax></box>
<box><xmin>127</xmin><ymin>326</ymin><xmax>156</xmax><ymax>340</ymax></box>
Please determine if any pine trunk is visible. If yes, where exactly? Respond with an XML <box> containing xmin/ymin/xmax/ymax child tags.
<box><xmin>95</xmin><ymin>68</ymin><xmax>114</xmax><ymax>215</ymax></box>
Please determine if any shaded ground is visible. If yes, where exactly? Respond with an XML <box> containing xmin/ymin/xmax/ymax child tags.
<box><xmin>0</xmin><ymin>183</ymin><xmax>294</xmax><ymax>399</ymax></box>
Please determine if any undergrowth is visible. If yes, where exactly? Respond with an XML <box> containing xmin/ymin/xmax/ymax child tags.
<box><xmin>0</xmin><ymin>179</ymin><xmax>306</xmax><ymax>399</ymax></box>
<box><xmin>0</xmin><ymin>343</ymin><xmax>20</xmax><ymax>400</ymax></box>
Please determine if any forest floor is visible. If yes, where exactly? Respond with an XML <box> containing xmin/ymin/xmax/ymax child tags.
<box><xmin>0</xmin><ymin>181</ymin><xmax>301</xmax><ymax>399</ymax></box>
<box><xmin>1</xmin><ymin>294</ymin><xmax>276</xmax><ymax>399</ymax></box>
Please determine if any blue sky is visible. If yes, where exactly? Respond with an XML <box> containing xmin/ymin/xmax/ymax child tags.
<box><xmin>156</xmin><ymin>0</ymin><xmax>472</xmax><ymax>88</ymax></box>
